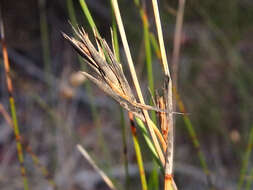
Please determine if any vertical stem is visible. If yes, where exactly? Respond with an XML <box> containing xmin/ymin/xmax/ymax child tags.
<box><xmin>38</xmin><ymin>0</ymin><xmax>51</xmax><ymax>77</ymax></box>
<box><xmin>111</xmin><ymin>5</ymin><xmax>130</xmax><ymax>188</ymax></box>
<box><xmin>238</xmin><ymin>123</ymin><xmax>253</xmax><ymax>190</ymax></box>
<box><xmin>0</xmin><ymin>8</ymin><xmax>29</xmax><ymax>190</ymax></box>
<box><xmin>171</xmin><ymin>0</ymin><xmax>185</xmax><ymax>115</ymax></box>
<box><xmin>133</xmin><ymin>3</ymin><xmax>160</xmax><ymax>189</ymax></box>
<box><xmin>129</xmin><ymin>113</ymin><xmax>148</xmax><ymax>190</ymax></box>
<box><xmin>79</xmin><ymin>0</ymin><xmax>98</xmax><ymax>33</ymax></box>
<box><xmin>68</xmin><ymin>0</ymin><xmax>108</xmax><ymax>158</ymax></box>
<box><xmin>120</xmin><ymin>108</ymin><xmax>130</xmax><ymax>189</ymax></box>
<box><xmin>151</xmin><ymin>0</ymin><xmax>175</xmax><ymax>189</ymax></box>
<box><xmin>133</xmin><ymin>0</ymin><xmax>156</xmax><ymax>124</ymax></box>
<box><xmin>174</xmin><ymin>87</ymin><xmax>212</xmax><ymax>187</ymax></box>
<box><xmin>0</xmin><ymin>103</ymin><xmax>57</xmax><ymax>190</ymax></box>
<box><xmin>246</xmin><ymin>166</ymin><xmax>253</xmax><ymax>190</ymax></box>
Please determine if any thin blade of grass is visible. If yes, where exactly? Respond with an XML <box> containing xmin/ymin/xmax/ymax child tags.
<box><xmin>171</xmin><ymin>0</ymin><xmax>185</xmax><ymax>104</ymax></box>
<box><xmin>67</xmin><ymin>0</ymin><xmax>110</xmax><ymax>160</ymax></box>
<box><xmin>246</xmin><ymin>164</ymin><xmax>253</xmax><ymax>190</ymax></box>
<box><xmin>174</xmin><ymin>87</ymin><xmax>213</xmax><ymax>187</ymax></box>
<box><xmin>238</xmin><ymin>123</ymin><xmax>253</xmax><ymax>190</ymax></box>
<box><xmin>0</xmin><ymin>8</ymin><xmax>29</xmax><ymax>190</ymax></box>
<box><xmin>149</xmin><ymin>32</ymin><xmax>161</xmax><ymax>61</ymax></box>
<box><xmin>0</xmin><ymin>103</ymin><xmax>57</xmax><ymax>190</ymax></box>
<box><xmin>77</xmin><ymin>144</ymin><xmax>117</xmax><ymax>190</ymax></box>
<box><xmin>66</xmin><ymin>0</ymin><xmax>78</xmax><ymax>28</ymax></box>
<box><xmin>128</xmin><ymin>112</ymin><xmax>148</xmax><ymax>190</ymax></box>
<box><xmin>110</xmin><ymin>6</ymin><xmax>130</xmax><ymax>188</ymax></box>
<box><xmin>148</xmin><ymin>161</ymin><xmax>159</xmax><ymax>190</ymax></box>
<box><xmin>38</xmin><ymin>0</ymin><xmax>52</xmax><ymax>78</ymax></box>
<box><xmin>133</xmin><ymin>0</ymin><xmax>156</xmax><ymax>124</ymax></box>
<box><xmin>151</xmin><ymin>0</ymin><xmax>170</xmax><ymax>77</ymax></box>
<box><xmin>79</xmin><ymin>0</ymin><xmax>98</xmax><ymax>34</ymax></box>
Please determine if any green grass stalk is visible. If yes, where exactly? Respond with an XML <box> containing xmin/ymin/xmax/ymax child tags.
<box><xmin>129</xmin><ymin>113</ymin><xmax>148</xmax><ymax>190</ymax></box>
<box><xmin>246</xmin><ymin>164</ymin><xmax>253</xmax><ymax>190</ymax></box>
<box><xmin>38</xmin><ymin>0</ymin><xmax>51</xmax><ymax>77</ymax></box>
<box><xmin>0</xmin><ymin>12</ymin><xmax>29</xmax><ymax>190</ymax></box>
<box><xmin>149</xmin><ymin>32</ymin><xmax>161</xmax><ymax>61</ymax></box>
<box><xmin>174</xmin><ymin>87</ymin><xmax>213</xmax><ymax>187</ymax></box>
<box><xmin>148</xmin><ymin>161</ymin><xmax>159</xmax><ymax>190</ymax></box>
<box><xmin>66</xmin><ymin>0</ymin><xmax>78</xmax><ymax>28</ymax></box>
<box><xmin>0</xmin><ymin>103</ymin><xmax>57</xmax><ymax>190</ymax></box>
<box><xmin>133</xmin><ymin>0</ymin><xmax>156</xmax><ymax>124</ymax></box>
<box><xmin>67</xmin><ymin>0</ymin><xmax>108</xmax><ymax>158</ymax></box>
<box><xmin>111</xmin><ymin>5</ymin><xmax>130</xmax><ymax>188</ymax></box>
<box><xmin>79</xmin><ymin>0</ymin><xmax>98</xmax><ymax>33</ymax></box>
<box><xmin>238</xmin><ymin>123</ymin><xmax>253</xmax><ymax>190</ymax></box>
<box><xmin>132</xmin><ymin>7</ymin><xmax>160</xmax><ymax>188</ymax></box>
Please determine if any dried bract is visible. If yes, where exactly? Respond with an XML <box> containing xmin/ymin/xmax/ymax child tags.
<box><xmin>63</xmin><ymin>27</ymin><xmax>163</xmax><ymax>121</ymax></box>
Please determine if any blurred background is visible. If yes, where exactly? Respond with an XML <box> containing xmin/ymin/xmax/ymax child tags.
<box><xmin>0</xmin><ymin>0</ymin><xmax>253</xmax><ymax>190</ymax></box>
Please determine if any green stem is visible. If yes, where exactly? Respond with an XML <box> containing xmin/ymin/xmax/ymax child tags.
<box><xmin>1</xmin><ymin>15</ymin><xmax>29</xmax><ymax>189</ymax></box>
<box><xmin>79</xmin><ymin>0</ymin><xmax>98</xmax><ymax>34</ymax></box>
<box><xmin>38</xmin><ymin>0</ymin><xmax>51</xmax><ymax>78</ymax></box>
<box><xmin>174</xmin><ymin>89</ymin><xmax>213</xmax><ymax>187</ymax></box>
<box><xmin>67</xmin><ymin>0</ymin><xmax>109</xmax><ymax>158</ymax></box>
<box><xmin>129</xmin><ymin>113</ymin><xmax>148</xmax><ymax>190</ymax></box>
<box><xmin>111</xmin><ymin>3</ymin><xmax>130</xmax><ymax>188</ymax></box>
<box><xmin>133</xmin><ymin>0</ymin><xmax>156</xmax><ymax>124</ymax></box>
<box><xmin>238</xmin><ymin>123</ymin><xmax>253</xmax><ymax>190</ymax></box>
<box><xmin>10</xmin><ymin>98</ymin><xmax>29</xmax><ymax>190</ymax></box>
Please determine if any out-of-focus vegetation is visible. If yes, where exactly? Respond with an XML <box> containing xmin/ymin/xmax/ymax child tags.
<box><xmin>0</xmin><ymin>0</ymin><xmax>253</xmax><ymax>190</ymax></box>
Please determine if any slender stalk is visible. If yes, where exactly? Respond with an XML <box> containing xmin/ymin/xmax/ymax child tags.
<box><xmin>148</xmin><ymin>161</ymin><xmax>159</xmax><ymax>190</ymax></box>
<box><xmin>77</xmin><ymin>145</ymin><xmax>117</xmax><ymax>190</ymax></box>
<box><xmin>151</xmin><ymin>0</ymin><xmax>175</xmax><ymax>189</ymax></box>
<box><xmin>132</xmin><ymin>8</ymin><xmax>161</xmax><ymax>189</ymax></box>
<box><xmin>174</xmin><ymin>87</ymin><xmax>213</xmax><ymax>187</ymax></box>
<box><xmin>66</xmin><ymin>0</ymin><xmax>78</xmax><ymax>28</ymax></box>
<box><xmin>246</xmin><ymin>165</ymin><xmax>253</xmax><ymax>190</ymax></box>
<box><xmin>0</xmin><ymin>9</ymin><xmax>29</xmax><ymax>190</ymax></box>
<box><xmin>136</xmin><ymin>118</ymin><xmax>161</xmax><ymax>165</ymax></box>
<box><xmin>171</xmin><ymin>0</ymin><xmax>185</xmax><ymax>102</ymax></box>
<box><xmin>151</xmin><ymin>0</ymin><xmax>170</xmax><ymax>77</ymax></box>
<box><xmin>111</xmin><ymin>0</ymin><xmax>165</xmax><ymax>165</ymax></box>
<box><xmin>111</xmin><ymin>6</ymin><xmax>130</xmax><ymax>188</ymax></box>
<box><xmin>120</xmin><ymin>108</ymin><xmax>130</xmax><ymax>189</ymax></box>
<box><xmin>38</xmin><ymin>0</ymin><xmax>51</xmax><ymax>77</ymax></box>
<box><xmin>79</xmin><ymin>0</ymin><xmax>98</xmax><ymax>33</ymax></box>
<box><xmin>0</xmin><ymin>103</ymin><xmax>57</xmax><ymax>190</ymax></box>
<box><xmin>129</xmin><ymin>113</ymin><xmax>148</xmax><ymax>190</ymax></box>
<box><xmin>149</xmin><ymin>32</ymin><xmax>162</xmax><ymax>61</ymax></box>
<box><xmin>238</xmin><ymin>123</ymin><xmax>253</xmax><ymax>190</ymax></box>
<box><xmin>133</xmin><ymin>0</ymin><xmax>156</xmax><ymax>124</ymax></box>
<box><xmin>68</xmin><ymin>0</ymin><xmax>108</xmax><ymax>157</ymax></box>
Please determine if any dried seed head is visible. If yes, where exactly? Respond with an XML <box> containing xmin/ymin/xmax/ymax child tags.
<box><xmin>63</xmin><ymin>26</ymin><xmax>164</xmax><ymax>121</ymax></box>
